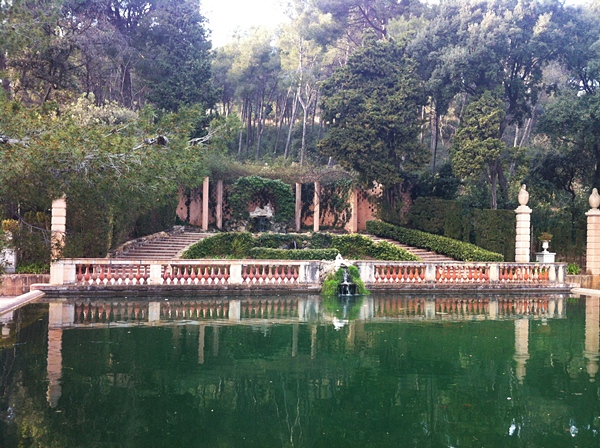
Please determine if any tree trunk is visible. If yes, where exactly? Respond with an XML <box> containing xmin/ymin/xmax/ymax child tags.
<box><xmin>121</xmin><ymin>63</ymin><xmax>133</xmax><ymax>109</ymax></box>
<box><xmin>432</xmin><ymin>111</ymin><xmax>439</xmax><ymax>172</ymax></box>
<box><xmin>274</xmin><ymin>87</ymin><xmax>292</xmax><ymax>154</ymax></box>
<box><xmin>256</xmin><ymin>97</ymin><xmax>263</xmax><ymax>159</ymax></box>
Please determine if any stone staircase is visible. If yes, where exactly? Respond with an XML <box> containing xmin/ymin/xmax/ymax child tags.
<box><xmin>364</xmin><ymin>234</ymin><xmax>456</xmax><ymax>262</ymax></box>
<box><xmin>114</xmin><ymin>229</ymin><xmax>210</xmax><ymax>260</ymax></box>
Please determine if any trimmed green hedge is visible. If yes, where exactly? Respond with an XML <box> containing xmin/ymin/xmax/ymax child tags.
<box><xmin>249</xmin><ymin>248</ymin><xmax>339</xmax><ymax>260</ymax></box>
<box><xmin>366</xmin><ymin>221</ymin><xmax>503</xmax><ymax>262</ymax></box>
<box><xmin>182</xmin><ymin>231</ymin><xmax>420</xmax><ymax>261</ymax></box>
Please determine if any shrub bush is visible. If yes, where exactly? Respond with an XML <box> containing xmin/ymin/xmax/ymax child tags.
<box><xmin>248</xmin><ymin>248</ymin><xmax>339</xmax><ymax>260</ymax></box>
<box><xmin>321</xmin><ymin>265</ymin><xmax>368</xmax><ymax>296</ymax></box>
<box><xmin>183</xmin><ymin>231</ymin><xmax>420</xmax><ymax>261</ymax></box>
<box><xmin>366</xmin><ymin>220</ymin><xmax>503</xmax><ymax>262</ymax></box>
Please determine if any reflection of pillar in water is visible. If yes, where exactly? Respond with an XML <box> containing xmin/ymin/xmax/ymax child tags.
<box><xmin>557</xmin><ymin>296</ymin><xmax>564</xmax><ymax>317</ymax></box>
<box><xmin>347</xmin><ymin>321</ymin><xmax>355</xmax><ymax>350</ymax></box>
<box><xmin>46</xmin><ymin>303</ymin><xmax>73</xmax><ymax>408</ymax></box>
<box><xmin>292</xmin><ymin>324</ymin><xmax>299</xmax><ymax>357</ymax></box>
<box><xmin>148</xmin><ymin>302</ymin><xmax>160</xmax><ymax>323</ymax></box>
<box><xmin>212</xmin><ymin>326</ymin><xmax>219</xmax><ymax>357</ymax></box>
<box><xmin>311</xmin><ymin>325</ymin><xmax>317</xmax><ymax>360</ymax></box>
<box><xmin>489</xmin><ymin>300</ymin><xmax>498</xmax><ymax>320</ymax></box>
<box><xmin>425</xmin><ymin>299</ymin><xmax>435</xmax><ymax>319</ymax></box>
<box><xmin>514</xmin><ymin>318</ymin><xmax>530</xmax><ymax>384</ymax></box>
<box><xmin>229</xmin><ymin>300</ymin><xmax>241</xmax><ymax>322</ymax></box>
<box><xmin>1</xmin><ymin>310</ymin><xmax>13</xmax><ymax>338</ymax></box>
<box><xmin>584</xmin><ymin>296</ymin><xmax>599</xmax><ymax>381</ymax></box>
<box><xmin>359</xmin><ymin>297</ymin><xmax>374</xmax><ymax>320</ymax></box>
<box><xmin>548</xmin><ymin>298</ymin><xmax>556</xmax><ymax>317</ymax></box>
<box><xmin>198</xmin><ymin>325</ymin><xmax>205</xmax><ymax>364</ymax></box>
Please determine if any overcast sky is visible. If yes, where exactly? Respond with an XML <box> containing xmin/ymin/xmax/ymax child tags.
<box><xmin>200</xmin><ymin>0</ymin><xmax>288</xmax><ymax>48</ymax></box>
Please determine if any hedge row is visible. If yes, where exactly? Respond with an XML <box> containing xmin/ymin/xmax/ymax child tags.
<box><xmin>366</xmin><ymin>221</ymin><xmax>503</xmax><ymax>262</ymax></box>
<box><xmin>248</xmin><ymin>248</ymin><xmax>339</xmax><ymax>260</ymax></box>
<box><xmin>182</xmin><ymin>231</ymin><xmax>420</xmax><ymax>261</ymax></box>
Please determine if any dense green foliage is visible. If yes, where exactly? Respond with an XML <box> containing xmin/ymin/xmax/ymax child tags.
<box><xmin>366</xmin><ymin>221</ymin><xmax>504</xmax><ymax>262</ymax></box>
<box><xmin>2</xmin><ymin>0</ymin><xmax>600</xmax><ymax>262</ymax></box>
<box><xmin>248</xmin><ymin>247</ymin><xmax>339</xmax><ymax>260</ymax></box>
<box><xmin>229</xmin><ymin>176</ymin><xmax>295</xmax><ymax>224</ymax></box>
<box><xmin>182</xmin><ymin>232</ymin><xmax>419</xmax><ymax>261</ymax></box>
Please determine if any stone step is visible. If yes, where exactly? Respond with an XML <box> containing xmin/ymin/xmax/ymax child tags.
<box><xmin>364</xmin><ymin>234</ymin><xmax>456</xmax><ymax>262</ymax></box>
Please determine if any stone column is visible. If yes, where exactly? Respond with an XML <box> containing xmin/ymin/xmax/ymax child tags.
<box><xmin>514</xmin><ymin>185</ymin><xmax>532</xmax><ymax>263</ymax></box>
<box><xmin>216</xmin><ymin>179</ymin><xmax>224</xmax><ymax>230</ymax></box>
<box><xmin>586</xmin><ymin>188</ymin><xmax>600</xmax><ymax>275</ymax></box>
<box><xmin>50</xmin><ymin>197</ymin><xmax>67</xmax><ymax>284</ymax></box>
<box><xmin>202</xmin><ymin>176</ymin><xmax>210</xmax><ymax>231</ymax></box>
<box><xmin>295</xmin><ymin>183</ymin><xmax>302</xmax><ymax>232</ymax></box>
<box><xmin>313</xmin><ymin>181</ymin><xmax>320</xmax><ymax>232</ymax></box>
<box><xmin>51</xmin><ymin>197</ymin><xmax>67</xmax><ymax>259</ymax></box>
<box><xmin>347</xmin><ymin>188</ymin><xmax>359</xmax><ymax>233</ymax></box>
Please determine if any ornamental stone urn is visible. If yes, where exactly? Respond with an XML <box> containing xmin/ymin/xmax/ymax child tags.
<box><xmin>590</xmin><ymin>188</ymin><xmax>600</xmax><ymax>209</ymax></box>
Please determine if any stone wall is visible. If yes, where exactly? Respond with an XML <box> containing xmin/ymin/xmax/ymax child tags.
<box><xmin>1</xmin><ymin>274</ymin><xmax>50</xmax><ymax>296</ymax></box>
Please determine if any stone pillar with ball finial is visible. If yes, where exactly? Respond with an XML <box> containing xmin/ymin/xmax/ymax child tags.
<box><xmin>515</xmin><ymin>185</ymin><xmax>532</xmax><ymax>263</ymax></box>
<box><xmin>586</xmin><ymin>188</ymin><xmax>600</xmax><ymax>275</ymax></box>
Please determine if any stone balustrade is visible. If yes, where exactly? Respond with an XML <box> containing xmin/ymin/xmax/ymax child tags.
<box><xmin>48</xmin><ymin>259</ymin><xmax>568</xmax><ymax>291</ymax></box>
<box><xmin>51</xmin><ymin>259</ymin><xmax>321</xmax><ymax>287</ymax></box>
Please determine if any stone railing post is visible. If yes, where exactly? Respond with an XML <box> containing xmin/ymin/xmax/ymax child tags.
<box><xmin>425</xmin><ymin>264</ymin><xmax>437</xmax><ymax>282</ymax></box>
<box><xmin>489</xmin><ymin>263</ymin><xmax>499</xmax><ymax>283</ymax></box>
<box><xmin>515</xmin><ymin>185</ymin><xmax>532</xmax><ymax>263</ymax></box>
<box><xmin>149</xmin><ymin>264</ymin><xmax>163</xmax><ymax>284</ymax></box>
<box><xmin>586</xmin><ymin>188</ymin><xmax>600</xmax><ymax>275</ymax></box>
<box><xmin>357</xmin><ymin>262</ymin><xmax>375</xmax><ymax>284</ymax></box>
<box><xmin>229</xmin><ymin>263</ymin><xmax>243</xmax><ymax>284</ymax></box>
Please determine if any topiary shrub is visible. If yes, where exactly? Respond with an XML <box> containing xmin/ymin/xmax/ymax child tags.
<box><xmin>249</xmin><ymin>248</ymin><xmax>339</xmax><ymax>260</ymax></box>
<box><xmin>182</xmin><ymin>232</ymin><xmax>254</xmax><ymax>259</ymax></box>
<box><xmin>183</xmin><ymin>231</ymin><xmax>420</xmax><ymax>261</ymax></box>
<box><xmin>366</xmin><ymin>220</ymin><xmax>503</xmax><ymax>262</ymax></box>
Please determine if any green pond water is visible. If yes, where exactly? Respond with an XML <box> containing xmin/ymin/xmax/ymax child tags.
<box><xmin>0</xmin><ymin>293</ymin><xmax>598</xmax><ymax>447</ymax></box>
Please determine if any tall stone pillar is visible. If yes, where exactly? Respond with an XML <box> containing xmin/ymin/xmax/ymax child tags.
<box><xmin>346</xmin><ymin>188</ymin><xmax>359</xmax><ymax>233</ymax></box>
<box><xmin>50</xmin><ymin>197</ymin><xmax>67</xmax><ymax>285</ymax></box>
<box><xmin>202</xmin><ymin>176</ymin><xmax>210</xmax><ymax>231</ymax></box>
<box><xmin>295</xmin><ymin>183</ymin><xmax>302</xmax><ymax>232</ymax></box>
<box><xmin>313</xmin><ymin>181</ymin><xmax>320</xmax><ymax>232</ymax></box>
<box><xmin>514</xmin><ymin>185</ymin><xmax>532</xmax><ymax>263</ymax></box>
<box><xmin>51</xmin><ymin>197</ymin><xmax>67</xmax><ymax>259</ymax></box>
<box><xmin>216</xmin><ymin>179</ymin><xmax>223</xmax><ymax>230</ymax></box>
<box><xmin>586</xmin><ymin>188</ymin><xmax>600</xmax><ymax>275</ymax></box>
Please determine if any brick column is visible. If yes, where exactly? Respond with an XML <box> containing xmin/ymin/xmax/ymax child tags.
<box><xmin>347</xmin><ymin>188</ymin><xmax>359</xmax><ymax>233</ymax></box>
<box><xmin>216</xmin><ymin>179</ymin><xmax>223</xmax><ymax>230</ymax></box>
<box><xmin>295</xmin><ymin>183</ymin><xmax>302</xmax><ymax>232</ymax></box>
<box><xmin>586</xmin><ymin>188</ymin><xmax>600</xmax><ymax>274</ymax></box>
<box><xmin>514</xmin><ymin>184</ymin><xmax>532</xmax><ymax>263</ymax></box>
<box><xmin>313</xmin><ymin>181</ymin><xmax>320</xmax><ymax>232</ymax></box>
<box><xmin>202</xmin><ymin>176</ymin><xmax>209</xmax><ymax>231</ymax></box>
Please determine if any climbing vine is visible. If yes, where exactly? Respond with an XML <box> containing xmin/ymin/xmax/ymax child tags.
<box><xmin>229</xmin><ymin>176</ymin><xmax>295</xmax><ymax>224</ymax></box>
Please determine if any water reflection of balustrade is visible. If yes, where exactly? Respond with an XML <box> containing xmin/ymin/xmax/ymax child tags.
<box><xmin>371</xmin><ymin>296</ymin><xmax>562</xmax><ymax>319</ymax></box>
<box><xmin>73</xmin><ymin>301</ymin><xmax>147</xmax><ymax>323</ymax></box>
<box><xmin>76</xmin><ymin>263</ymin><xmax>151</xmax><ymax>285</ymax></box>
<box><xmin>161</xmin><ymin>300</ymin><xmax>229</xmax><ymax>320</ymax></box>
<box><xmin>241</xmin><ymin>298</ymin><xmax>298</xmax><ymax>319</ymax></box>
<box><xmin>162</xmin><ymin>265</ymin><xmax>230</xmax><ymax>285</ymax></box>
<box><xmin>241</xmin><ymin>264</ymin><xmax>300</xmax><ymax>285</ymax></box>
<box><xmin>374</xmin><ymin>265</ymin><xmax>425</xmax><ymax>283</ymax></box>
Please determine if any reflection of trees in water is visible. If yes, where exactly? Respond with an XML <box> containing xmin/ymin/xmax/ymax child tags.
<box><xmin>1</xmin><ymin>299</ymin><xmax>599</xmax><ymax>446</ymax></box>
